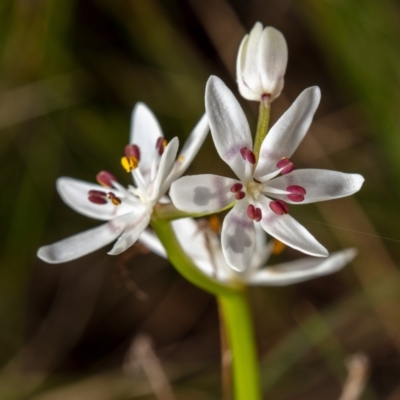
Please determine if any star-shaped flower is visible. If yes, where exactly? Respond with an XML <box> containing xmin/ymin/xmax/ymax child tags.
<box><xmin>170</xmin><ymin>76</ymin><xmax>364</xmax><ymax>271</ymax></box>
<box><xmin>237</xmin><ymin>22</ymin><xmax>288</xmax><ymax>102</ymax></box>
<box><xmin>38</xmin><ymin>103</ymin><xmax>208</xmax><ymax>263</ymax></box>
<box><xmin>140</xmin><ymin>218</ymin><xmax>357</xmax><ymax>286</ymax></box>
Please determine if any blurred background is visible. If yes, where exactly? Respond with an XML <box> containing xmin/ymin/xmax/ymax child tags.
<box><xmin>1</xmin><ymin>0</ymin><xmax>400</xmax><ymax>399</ymax></box>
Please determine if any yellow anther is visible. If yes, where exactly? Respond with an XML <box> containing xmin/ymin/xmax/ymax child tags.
<box><xmin>208</xmin><ymin>215</ymin><xmax>221</xmax><ymax>234</ymax></box>
<box><xmin>272</xmin><ymin>239</ymin><xmax>285</xmax><ymax>255</ymax></box>
<box><xmin>107</xmin><ymin>192</ymin><xmax>122</xmax><ymax>206</ymax></box>
<box><xmin>178</xmin><ymin>155</ymin><xmax>185</xmax><ymax>162</ymax></box>
<box><xmin>121</xmin><ymin>156</ymin><xmax>139</xmax><ymax>173</ymax></box>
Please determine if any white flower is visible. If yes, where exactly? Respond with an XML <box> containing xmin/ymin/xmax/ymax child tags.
<box><xmin>140</xmin><ymin>218</ymin><xmax>357</xmax><ymax>286</ymax></box>
<box><xmin>37</xmin><ymin>103</ymin><xmax>209</xmax><ymax>263</ymax></box>
<box><xmin>237</xmin><ymin>22</ymin><xmax>288</xmax><ymax>102</ymax></box>
<box><xmin>170</xmin><ymin>76</ymin><xmax>364</xmax><ymax>272</ymax></box>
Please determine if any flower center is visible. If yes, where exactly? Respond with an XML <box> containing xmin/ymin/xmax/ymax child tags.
<box><xmin>246</xmin><ymin>180</ymin><xmax>263</xmax><ymax>199</ymax></box>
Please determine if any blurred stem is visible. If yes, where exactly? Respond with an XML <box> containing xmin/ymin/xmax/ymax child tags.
<box><xmin>152</xmin><ymin>218</ymin><xmax>262</xmax><ymax>399</ymax></box>
<box><xmin>218</xmin><ymin>289</ymin><xmax>262</xmax><ymax>400</ymax></box>
<box><xmin>253</xmin><ymin>96</ymin><xmax>271</xmax><ymax>159</ymax></box>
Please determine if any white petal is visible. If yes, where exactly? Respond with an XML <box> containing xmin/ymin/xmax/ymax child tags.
<box><xmin>268</xmin><ymin>169</ymin><xmax>365</xmax><ymax>204</ymax></box>
<box><xmin>206</xmin><ymin>76</ymin><xmax>253</xmax><ymax>181</ymax></box>
<box><xmin>108</xmin><ymin>212</ymin><xmax>151</xmax><ymax>255</ymax></box>
<box><xmin>221</xmin><ymin>201</ymin><xmax>255</xmax><ymax>272</ymax></box>
<box><xmin>237</xmin><ymin>34</ymin><xmax>260</xmax><ymax>101</ymax></box>
<box><xmin>130</xmin><ymin>103</ymin><xmax>163</xmax><ymax>180</ymax></box>
<box><xmin>170</xmin><ymin>174</ymin><xmax>237</xmax><ymax>213</ymax></box>
<box><xmin>138</xmin><ymin>228</ymin><xmax>167</xmax><ymax>258</ymax></box>
<box><xmin>259</xmin><ymin>27</ymin><xmax>288</xmax><ymax>101</ymax></box>
<box><xmin>254</xmin><ymin>86</ymin><xmax>321</xmax><ymax>179</ymax></box>
<box><xmin>248</xmin><ymin>248</ymin><xmax>357</xmax><ymax>286</ymax></box>
<box><xmin>240</xmin><ymin>22</ymin><xmax>264</xmax><ymax>96</ymax></box>
<box><xmin>57</xmin><ymin>177</ymin><xmax>134</xmax><ymax>221</ymax></box>
<box><xmin>172</xmin><ymin>218</ymin><xmax>229</xmax><ymax>280</ymax></box>
<box><xmin>250</xmin><ymin>224</ymin><xmax>272</xmax><ymax>271</ymax></box>
<box><xmin>150</xmin><ymin>137</ymin><xmax>179</xmax><ymax>201</ymax></box>
<box><xmin>37</xmin><ymin>214</ymin><xmax>130</xmax><ymax>264</ymax></box>
<box><xmin>163</xmin><ymin>114</ymin><xmax>209</xmax><ymax>189</ymax></box>
<box><xmin>258</xmin><ymin>196</ymin><xmax>328</xmax><ymax>257</ymax></box>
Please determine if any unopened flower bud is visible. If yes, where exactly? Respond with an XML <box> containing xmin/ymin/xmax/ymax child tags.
<box><xmin>237</xmin><ymin>22</ymin><xmax>288</xmax><ymax>102</ymax></box>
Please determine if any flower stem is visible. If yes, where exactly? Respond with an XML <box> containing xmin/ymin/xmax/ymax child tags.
<box><xmin>151</xmin><ymin>219</ymin><xmax>262</xmax><ymax>399</ymax></box>
<box><xmin>218</xmin><ymin>289</ymin><xmax>262</xmax><ymax>400</ymax></box>
<box><xmin>253</xmin><ymin>96</ymin><xmax>271</xmax><ymax>159</ymax></box>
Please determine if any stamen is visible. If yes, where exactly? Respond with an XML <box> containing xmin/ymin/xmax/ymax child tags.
<box><xmin>107</xmin><ymin>192</ymin><xmax>121</xmax><ymax>206</ymax></box>
<box><xmin>287</xmin><ymin>185</ymin><xmax>306</xmax><ymax>202</ymax></box>
<box><xmin>96</xmin><ymin>171</ymin><xmax>116</xmax><ymax>188</ymax></box>
<box><xmin>121</xmin><ymin>155</ymin><xmax>139</xmax><ymax>173</ymax></box>
<box><xmin>247</xmin><ymin>204</ymin><xmax>262</xmax><ymax>221</ymax></box>
<box><xmin>272</xmin><ymin>240</ymin><xmax>286</xmax><ymax>255</ymax></box>
<box><xmin>235</xmin><ymin>191</ymin><xmax>246</xmax><ymax>200</ymax></box>
<box><xmin>276</xmin><ymin>157</ymin><xmax>294</xmax><ymax>175</ymax></box>
<box><xmin>230</xmin><ymin>183</ymin><xmax>243</xmax><ymax>193</ymax></box>
<box><xmin>156</xmin><ymin>137</ymin><xmax>168</xmax><ymax>155</ymax></box>
<box><xmin>208</xmin><ymin>215</ymin><xmax>221</xmax><ymax>234</ymax></box>
<box><xmin>247</xmin><ymin>204</ymin><xmax>256</xmax><ymax>219</ymax></box>
<box><xmin>125</xmin><ymin>144</ymin><xmax>141</xmax><ymax>160</ymax></box>
<box><xmin>88</xmin><ymin>190</ymin><xmax>108</xmax><ymax>204</ymax></box>
<box><xmin>240</xmin><ymin>147</ymin><xmax>256</xmax><ymax>164</ymax></box>
<box><xmin>269</xmin><ymin>199</ymin><xmax>289</xmax><ymax>215</ymax></box>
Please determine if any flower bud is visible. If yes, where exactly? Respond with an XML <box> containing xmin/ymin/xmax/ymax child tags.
<box><xmin>236</xmin><ymin>22</ymin><xmax>288</xmax><ymax>102</ymax></box>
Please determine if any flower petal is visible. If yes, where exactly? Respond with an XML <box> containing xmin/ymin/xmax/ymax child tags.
<box><xmin>250</xmin><ymin>223</ymin><xmax>272</xmax><ymax>271</ymax></box>
<box><xmin>248</xmin><ymin>248</ymin><xmax>356</xmax><ymax>286</ymax></box>
<box><xmin>240</xmin><ymin>22</ymin><xmax>263</xmax><ymax>96</ymax></box>
<box><xmin>130</xmin><ymin>103</ymin><xmax>163</xmax><ymax>180</ymax></box>
<box><xmin>108</xmin><ymin>212</ymin><xmax>151</xmax><ymax>255</ymax></box>
<box><xmin>221</xmin><ymin>201</ymin><xmax>255</xmax><ymax>272</ymax></box>
<box><xmin>254</xmin><ymin>86</ymin><xmax>321</xmax><ymax>179</ymax></box>
<box><xmin>268</xmin><ymin>169</ymin><xmax>365</xmax><ymax>204</ymax></box>
<box><xmin>163</xmin><ymin>114</ymin><xmax>209</xmax><ymax>189</ymax></box>
<box><xmin>171</xmin><ymin>218</ymin><xmax>230</xmax><ymax>281</ymax></box>
<box><xmin>138</xmin><ymin>228</ymin><xmax>167</xmax><ymax>258</ymax></box>
<box><xmin>258</xmin><ymin>196</ymin><xmax>328</xmax><ymax>257</ymax></box>
<box><xmin>150</xmin><ymin>137</ymin><xmax>179</xmax><ymax>201</ymax></box>
<box><xmin>237</xmin><ymin>33</ymin><xmax>260</xmax><ymax>101</ymax></box>
<box><xmin>37</xmin><ymin>214</ymin><xmax>130</xmax><ymax>263</ymax></box>
<box><xmin>258</xmin><ymin>27</ymin><xmax>288</xmax><ymax>101</ymax></box>
<box><xmin>170</xmin><ymin>174</ymin><xmax>237</xmax><ymax>213</ymax></box>
<box><xmin>57</xmin><ymin>177</ymin><xmax>134</xmax><ymax>221</ymax></box>
<box><xmin>206</xmin><ymin>76</ymin><xmax>252</xmax><ymax>181</ymax></box>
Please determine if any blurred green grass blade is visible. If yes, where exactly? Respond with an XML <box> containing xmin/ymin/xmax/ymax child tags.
<box><xmin>301</xmin><ymin>0</ymin><xmax>400</xmax><ymax>192</ymax></box>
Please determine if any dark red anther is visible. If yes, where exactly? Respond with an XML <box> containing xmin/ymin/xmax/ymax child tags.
<box><xmin>269</xmin><ymin>199</ymin><xmax>289</xmax><ymax>215</ymax></box>
<box><xmin>88</xmin><ymin>190</ymin><xmax>107</xmax><ymax>204</ymax></box>
<box><xmin>96</xmin><ymin>171</ymin><xmax>116</xmax><ymax>188</ymax></box>
<box><xmin>254</xmin><ymin>207</ymin><xmax>262</xmax><ymax>222</ymax></box>
<box><xmin>247</xmin><ymin>204</ymin><xmax>256</xmax><ymax>219</ymax></box>
<box><xmin>247</xmin><ymin>204</ymin><xmax>262</xmax><ymax>221</ymax></box>
<box><xmin>230</xmin><ymin>183</ymin><xmax>243</xmax><ymax>193</ymax></box>
<box><xmin>125</xmin><ymin>144</ymin><xmax>141</xmax><ymax>160</ymax></box>
<box><xmin>276</xmin><ymin>157</ymin><xmax>294</xmax><ymax>174</ymax></box>
<box><xmin>156</xmin><ymin>137</ymin><xmax>167</xmax><ymax>155</ymax></box>
<box><xmin>287</xmin><ymin>185</ymin><xmax>306</xmax><ymax>202</ymax></box>
<box><xmin>240</xmin><ymin>147</ymin><xmax>256</xmax><ymax>164</ymax></box>
<box><xmin>235</xmin><ymin>191</ymin><xmax>246</xmax><ymax>200</ymax></box>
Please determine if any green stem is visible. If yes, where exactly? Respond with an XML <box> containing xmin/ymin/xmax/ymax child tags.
<box><xmin>253</xmin><ymin>97</ymin><xmax>271</xmax><ymax>159</ymax></box>
<box><xmin>218</xmin><ymin>289</ymin><xmax>262</xmax><ymax>400</ymax></box>
<box><xmin>151</xmin><ymin>219</ymin><xmax>262</xmax><ymax>399</ymax></box>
